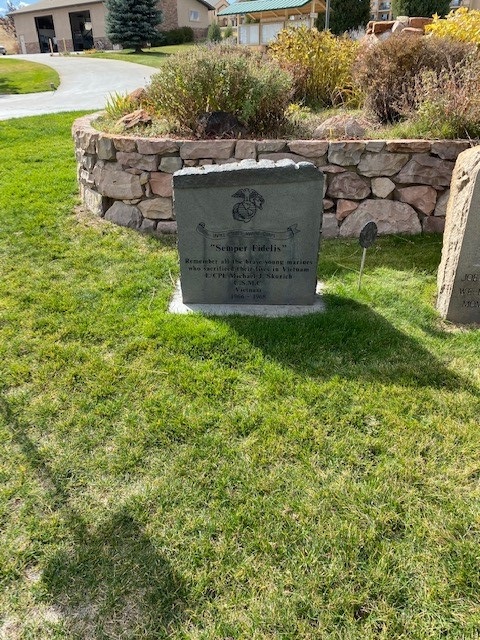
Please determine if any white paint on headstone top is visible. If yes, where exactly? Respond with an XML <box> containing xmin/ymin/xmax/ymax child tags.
<box><xmin>173</xmin><ymin>160</ymin><xmax>324</xmax><ymax>306</ymax></box>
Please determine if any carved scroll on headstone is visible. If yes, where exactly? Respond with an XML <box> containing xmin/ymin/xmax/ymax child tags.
<box><xmin>437</xmin><ymin>146</ymin><xmax>480</xmax><ymax>324</ymax></box>
<box><xmin>173</xmin><ymin>160</ymin><xmax>324</xmax><ymax>306</ymax></box>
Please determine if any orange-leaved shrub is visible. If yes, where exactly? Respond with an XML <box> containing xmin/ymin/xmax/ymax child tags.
<box><xmin>353</xmin><ymin>34</ymin><xmax>476</xmax><ymax>123</ymax></box>
<box><xmin>400</xmin><ymin>53</ymin><xmax>480</xmax><ymax>139</ymax></box>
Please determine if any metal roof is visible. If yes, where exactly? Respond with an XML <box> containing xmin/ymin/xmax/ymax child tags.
<box><xmin>218</xmin><ymin>0</ymin><xmax>315</xmax><ymax>15</ymax></box>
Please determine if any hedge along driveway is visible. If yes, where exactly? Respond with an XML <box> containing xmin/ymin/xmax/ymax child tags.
<box><xmin>0</xmin><ymin>54</ymin><xmax>158</xmax><ymax>120</ymax></box>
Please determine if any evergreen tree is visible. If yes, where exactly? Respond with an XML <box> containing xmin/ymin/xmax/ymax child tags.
<box><xmin>392</xmin><ymin>0</ymin><xmax>450</xmax><ymax>17</ymax></box>
<box><xmin>316</xmin><ymin>0</ymin><xmax>371</xmax><ymax>35</ymax></box>
<box><xmin>105</xmin><ymin>0</ymin><xmax>162</xmax><ymax>52</ymax></box>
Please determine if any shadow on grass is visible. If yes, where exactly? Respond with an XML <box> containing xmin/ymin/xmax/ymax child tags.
<box><xmin>214</xmin><ymin>295</ymin><xmax>477</xmax><ymax>394</ymax></box>
<box><xmin>0</xmin><ymin>396</ymin><xmax>188</xmax><ymax>639</ymax></box>
<box><xmin>0</xmin><ymin>77</ymin><xmax>19</xmax><ymax>95</ymax></box>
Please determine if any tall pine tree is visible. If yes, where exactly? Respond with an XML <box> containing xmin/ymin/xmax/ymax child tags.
<box><xmin>392</xmin><ymin>0</ymin><xmax>450</xmax><ymax>17</ymax></box>
<box><xmin>105</xmin><ymin>0</ymin><xmax>162</xmax><ymax>52</ymax></box>
<box><xmin>317</xmin><ymin>0</ymin><xmax>371</xmax><ymax>35</ymax></box>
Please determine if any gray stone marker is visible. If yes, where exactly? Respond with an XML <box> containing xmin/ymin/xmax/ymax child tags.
<box><xmin>437</xmin><ymin>146</ymin><xmax>480</xmax><ymax>324</ymax></box>
<box><xmin>172</xmin><ymin>159</ymin><xmax>324</xmax><ymax>308</ymax></box>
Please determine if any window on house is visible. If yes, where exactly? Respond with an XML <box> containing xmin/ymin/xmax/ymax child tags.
<box><xmin>190</xmin><ymin>10</ymin><xmax>200</xmax><ymax>21</ymax></box>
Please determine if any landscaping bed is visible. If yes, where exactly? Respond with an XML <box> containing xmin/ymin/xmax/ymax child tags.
<box><xmin>75</xmin><ymin>112</ymin><xmax>472</xmax><ymax>239</ymax></box>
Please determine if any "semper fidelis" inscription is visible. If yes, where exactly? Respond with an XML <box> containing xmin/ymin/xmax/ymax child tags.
<box><xmin>173</xmin><ymin>160</ymin><xmax>324</xmax><ymax>305</ymax></box>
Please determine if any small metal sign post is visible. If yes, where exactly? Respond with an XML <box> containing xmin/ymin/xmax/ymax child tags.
<box><xmin>358</xmin><ymin>221</ymin><xmax>378</xmax><ymax>290</ymax></box>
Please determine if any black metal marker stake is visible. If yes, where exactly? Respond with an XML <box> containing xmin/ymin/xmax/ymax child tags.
<box><xmin>358</xmin><ymin>221</ymin><xmax>378</xmax><ymax>290</ymax></box>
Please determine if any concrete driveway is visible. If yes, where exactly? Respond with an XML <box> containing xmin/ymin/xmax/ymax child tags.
<box><xmin>0</xmin><ymin>53</ymin><xmax>158</xmax><ymax>120</ymax></box>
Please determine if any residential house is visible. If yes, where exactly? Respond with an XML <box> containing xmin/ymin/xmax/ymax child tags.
<box><xmin>10</xmin><ymin>0</ymin><xmax>213</xmax><ymax>54</ymax></box>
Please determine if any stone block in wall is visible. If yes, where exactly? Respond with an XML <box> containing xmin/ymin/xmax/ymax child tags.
<box><xmin>339</xmin><ymin>200</ymin><xmax>421</xmax><ymax>237</ymax></box>
<box><xmin>395</xmin><ymin>154</ymin><xmax>454</xmax><ymax>188</ymax></box>
<box><xmin>434</xmin><ymin>190</ymin><xmax>449</xmax><ymax>217</ymax></box>
<box><xmin>136</xmin><ymin>139</ymin><xmax>179</xmax><ymax>155</ymax></box>
<box><xmin>75</xmin><ymin>129</ymin><xmax>98</xmax><ymax>154</ymax></box>
<box><xmin>336</xmin><ymin>199</ymin><xmax>359</xmax><ymax>220</ymax></box>
<box><xmin>82</xmin><ymin>155</ymin><xmax>97</xmax><ymax>171</ymax></box>
<box><xmin>372</xmin><ymin>20</ymin><xmax>395</xmax><ymax>34</ymax></box>
<box><xmin>140</xmin><ymin>219</ymin><xmax>157</xmax><ymax>234</ymax></box>
<box><xmin>365</xmin><ymin>141</ymin><xmax>386</xmax><ymax>153</ymax></box>
<box><xmin>327</xmin><ymin>171</ymin><xmax>371</xmax><ymax>200</ymax></box>
<box><xmin>323</xmin><ymin>199</ymin><xmax>334</xmax><ymax>210</ymax></box>
<box><xmin>408</xmin><ymin>16</ymin><xmax>432</xmax><ymax>29</ymax></box>
<box><xmin>116</xmin><ymin>152</ymin><xmax>158</xmax><ymax>172</ymax></box>
<box><xmin>159</xmin><ymin>157</ymin><xmax>183</xmax><ymax>173</ymax></box>
<box><xmin>320</xmin><ymin>165</ymin><xmax>346</xmax><ymax>174</ymax></box>
<box><xmin>150</xmin><ymin>172</ymin><xmax>173</xmax><ymax>197</ymax></box>
<box><xmin>288</xmin><ymin>140</ymin><xmax>329</xmax><ymax>158</ymax></box>
<box><xmin>93</xmin><ymin>166</ymin><xmax>144</xmax><ymax>200</ymax></box>
<box><xmin>80</xmin><ymin>169</ymin><xmax>95</xmax><ymax>187</ymax></box>
<box><xmin>97</xmin><ymin>137</ymin><xmax>116</xmax><ymax>161</ymax></box>
<box><xmin>80</xmin><ymin>184</ymin><xmax>110</xmax><ymax>217</ymax></box>
<box><xmin>257</xmin><ymin>140</ymin><xmax>287</xmax><ymax>153</ymax></box>
<box><xmin>385</xmin><ymin>140</ymin><xmax>431</xmax><ymax>153</ymax></box>
<box><xmin>358</xmin><ymin>152</ymin><xmax>409</xmax><ymax>177</ymax></box>
<box><xmin>235</xmin><ymin>140</ymin><xmax>257</xmax><ymax>160</ymax></box>
<box><xmin>180</xmin><ymin>141</ymin><xmax>236</xmax><ymax>160</ymax></box>
<box><xmin>395</xmin><ymin>185</ymin><xmax>437</xmax><ymax>215</ymax></box>
<box><xmin>321</xmin><ymin>213</ymin><xmax>340</xmax><ymax>238</ymax></box>
<box><xmin>327</xmin><ymin>142</ymin><xmax>365</xmax><ymax>167</ymax></box>
<box><xmin>258</xmin><ymin>152</ymin><xmax>308</xmax><ymax>163</ymax></box>
<box><xmin>423</xmin><ymin>216</ymin><xmax>445</xmax><ymax>234</ymax></box>
<box><xmin>138</xmin><ymin>197</ymin><xmax>173</xmax><ymax>220</ymax></box>
<box><xmin>431</xmin><ymin>141</ymin><xmax>471</xmax><ymax>161</ymax></box>
<box><xmin>104</xmin><ymin>202</ymin><xmax>143</xmax><ymax>229</ymax></box>
<box><xmin>112</xmin><ymin>137</ymin><xmax>137</xmax><ymax>153</ymax></box>
<box><xmin>372</xmin><ymin>177</ymin><xmax>395</xmax><ymax>198</ymax></box>
<box><xmin>154</xmin><ymin>221</ymin><xmax>177</xmax><ymax>236</ymax></box>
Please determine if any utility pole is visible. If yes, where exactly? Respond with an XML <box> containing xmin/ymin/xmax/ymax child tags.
<box><xmin>325</xmin><ymin>0</ymin><xmax>330</xmax><ymax>29</ymax></box>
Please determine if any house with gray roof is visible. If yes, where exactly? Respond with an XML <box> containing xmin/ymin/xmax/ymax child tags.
<box><xmin>10</xmin><ymin>0</ymin><xmax>213</xmax><ymax>53</ymax></box>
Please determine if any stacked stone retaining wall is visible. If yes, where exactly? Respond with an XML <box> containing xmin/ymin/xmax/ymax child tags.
<box><xmin>73</xmin><ymin>113</ymin><xmax>474</xmax><ymax>239</ymax></box>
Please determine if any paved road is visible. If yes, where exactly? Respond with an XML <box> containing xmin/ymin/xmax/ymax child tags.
<box><xmin>0</xmin><ymin>53</ymin><xmax>158</xmax><ymax>120</ymax></box>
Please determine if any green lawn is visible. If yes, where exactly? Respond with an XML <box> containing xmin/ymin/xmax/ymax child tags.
<box><xmin>0</xmin><ymin>58</ymin><xmax>60</xmax><ymax>94</ymax></box>
<box><xmin>1</xmin><ymin>113</ymin><xmax>480</xmax><ymax>640</ymax></box>
<box><xmin>88</xmin><ymin>43</ymin><xmax>195</xmax><ymax>68</ymax></box>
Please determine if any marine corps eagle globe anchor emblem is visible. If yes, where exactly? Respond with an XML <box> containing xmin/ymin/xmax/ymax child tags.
<box><xmin>232</xmin><ymin>188</ymin><xmax>265</xmax><ymax>222</ymax></box>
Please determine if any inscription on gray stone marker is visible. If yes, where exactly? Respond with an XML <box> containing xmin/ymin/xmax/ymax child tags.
<box><xmin>173</xmin><ymin>160</ymin><xmax>324</xmax><ymax>305</ymax></box>
<box><xmin>437</xmin><ymin>146</ymin><xmax>480</xmax><ymax>323</ymax></box>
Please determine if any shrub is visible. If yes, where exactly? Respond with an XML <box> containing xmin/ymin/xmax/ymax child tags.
<box><xmin>223</xmin><ymin>25</ymin><xmax>234</xmax><ymax>39</ymax></box>
<box><xmin>353</xmin><ymin>34</ymin><xmax>476</xmax><ymax>123</ymax></box>
<box><xmin>268</xmin><ymin>26</ymin><xmax>361</xmax><ymax>108</ymax></box>
<box><xmin>144</xmin><ymin>45</ymin><xmax>294</xmax><ymax>136</ymax></box>
<box><xmin>207</xmin><ymin>22</ymin><xmax>222</xmax><ymax>42</ymax></box>
<box><xmin>160</xmin><ymin>26</ymin><xmax>194</xmax><ymax>45</ymax></box>
<box><xmin>425</xmin><ymin>7</ymin><xmax>480</xmax><ymax>44</ymax></box>
<box><xmin>400</xmin><ymin>53</ymin><xmax>480</xmax><ymax>138</ymax></box>
<box><xmin>104</xmin><ymin>92</ymin><xmax>138</xmax><ymax>119</ymax></box>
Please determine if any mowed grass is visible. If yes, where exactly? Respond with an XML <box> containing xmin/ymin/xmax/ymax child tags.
<box><xmin>0</xmin><ymin>58</ymin><xmax>60</xmax><ymax>94</ymax></box>
<box><xmin>1</xmin><ymin>113</ymin><xmax>480</xmax><ymax>640</ymax></box>
<box><xmin>88</xmin><ymin>43</ymin><xmax>195</xmax><ymax>68</ymax></box>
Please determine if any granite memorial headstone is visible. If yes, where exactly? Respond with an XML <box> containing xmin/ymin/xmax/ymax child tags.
<box><xmin>437</xmin><ymin>146</ymin><xmax>480</xmax><ymax>324</ymax></box>
<box><xmin>173</xmin><ymin>160</ymin><xmax>324</xmax><ymax>306</ymax></box>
